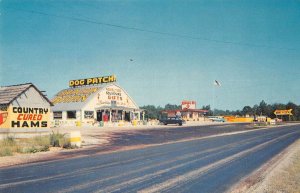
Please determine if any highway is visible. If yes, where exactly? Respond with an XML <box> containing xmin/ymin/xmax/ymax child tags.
<box><xmin>0</xmin><ymin>124</ymin><xmax>299</xmax><ymax>193</ymax></box>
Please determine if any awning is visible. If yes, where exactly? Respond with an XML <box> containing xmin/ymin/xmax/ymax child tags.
<box><xmin>95</xmin><ymin>106</ymin><xmax>142</xmax><ymax>112</ymax></box>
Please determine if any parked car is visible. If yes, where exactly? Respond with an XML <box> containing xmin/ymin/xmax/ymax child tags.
<box><xmin>208</xmin><ymin>116</ymin><xmax>226</xmax><ymax>122</ymax></box>
<box><xmin>159</xmin><ymin>117</ymin><xmax>184</xmax><ymax>126</ymax></box>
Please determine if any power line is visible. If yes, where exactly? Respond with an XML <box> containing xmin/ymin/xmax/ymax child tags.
<box><xmin>4</xmin><ymin>7</ymin><xmax>297</xmax><ymax>51</ymax></box>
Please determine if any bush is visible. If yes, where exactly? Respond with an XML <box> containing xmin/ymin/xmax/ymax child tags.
<box><xmin>0</xmin><ymin>132</ymin><xmax>70</xmax><ymax>157</ymax></box>
<box><xmin>0</xmin><ymin>147</ymin><xmax>13</xmax><ymax>156</ymax></box>
<box><xmin>0</xmin><ymin>136</ymin><xmax>20</xmax><ymax>156</ymax></box>
<box><xmin>50</xmin><ymin>131</ymin><xmax>70</xmax><ymax>148</ymax></box>
<box><xmin>18</xmin><ymin>136</ymin><xmax>50</xmax><ymax>153</ymax></box>
<box><xmin>22</xmin><ymin>145</ymin><xmax>49</xmax><ymax>153</ymax></box>
<box><xmin>2</xmin><ymin>136</ymin><xmax>16</xmax><ymax>146</ymax></box>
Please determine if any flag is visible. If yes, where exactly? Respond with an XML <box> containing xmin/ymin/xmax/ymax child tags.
<box><xmin>214</xmin><ymin>80</ymin><xmax>221</xmax><ymax>86</ymax></box>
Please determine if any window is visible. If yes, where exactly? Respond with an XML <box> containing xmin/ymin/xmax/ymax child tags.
<box><xmin>84</xmin><ymin>111</ymin><xmax>94</xmax><ymax>119</ymax></box>
<box><xmin>0</xmin><ymin>105</ymin><xmax>8</xmax><ymax>111</ymax></box>
<box><xmin>67</xmin><ymin>111</ymin><xmax>76</xmax><ymax>119</ymax></box>
<box><xmin>111</xmin><ymin>100</ymin><xmax>117</xmax><ymax>107</ymax></box>
<box><xmin>53</xmin><ymin>111</ymin><xmax>62</xmax><ymax>119</ymax></box>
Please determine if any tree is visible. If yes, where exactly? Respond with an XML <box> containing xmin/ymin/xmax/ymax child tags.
<box><xmin>202</xmin><ymin>105</ymin><xmax>211</xmax><ymax>110</ymax></box>
<box><xmin>141</xmin><ymin>101</ymin><xmax>300</xmax><ymax>121</ymax></box>
<box><xmin>164</xmin><ymin>104</ymin><xmax>181</xmax><ymax>110</ymax></box>
<box><xmin>202</xmin><ymin>105</ymin><xmax>213</xmax><ymax>116</ymax></box>
<box><xmin>286</xmin><ymin>102</ymin><xmax>298</xmax><ymax>121</ymax></box>
<box><xmin>140</xmin><ymin>105</ymin><xmax>159</xmax><ymax>119</ymax></box>
<box><xmin>258</xmin><ymin>100</ymin><xmax>268</xmax><ymax>116</ymax></box>
<box><xmin>242</xmin><ymin>106</ymin><xmax>253</xmax><ymax>116</ymax></box>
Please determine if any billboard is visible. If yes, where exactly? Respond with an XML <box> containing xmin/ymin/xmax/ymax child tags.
<box><xmin>0</xmin><ymin>105</ymin><xmax>50</xmax><ymax>129</ymax></box>
<box><xmin>69</xmin><ymin>75</ymin><xmax>116</xmax><ymax>87</ymax></box>
<box><xmin>181</xmin><ymin>100</ymin><xmax>196</xmax><ymax>109</ymax></box>
<box><xmin>52</xmin><ymin>87</ymin><xmax>99</xmax><ymax>104</ymax></box>
<box><xmin>274</xmin><ymin>109</ymin><xmax>293</xmax><ymax>116</ymax></box>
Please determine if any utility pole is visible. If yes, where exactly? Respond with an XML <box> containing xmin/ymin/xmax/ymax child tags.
<box><xmin>213</xmin><ymin>80</ymin><xmax>221</xmax><ymax>116</ymax></box>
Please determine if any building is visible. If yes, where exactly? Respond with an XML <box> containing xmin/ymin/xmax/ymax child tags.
<box><xmin>0</xmin><ymin>83</ymin><xmax>53</xmax><ymax>138</ymax></box>
<box><xmin>162</xmin><ymin>100</ymin><xmax>208</xmax><ymax>121</ymax></box>
<box><xmin>51</xmin><ymin>75</ymin><xmax>143</xmax><ymax>127</ymax></box>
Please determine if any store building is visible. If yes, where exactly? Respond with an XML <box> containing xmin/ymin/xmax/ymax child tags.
<box><xmin>51</xmin><ymin>75</ymin><xmax>143</xmax><ymax>127</ymax></box>
<box><xmin>162</xmin><ymin>100</ymin><xmax>208</xmax><ymax>121</ymax></box>
<box><xmin>0</xmin><ymin>83</ymin><xmax>52</xmax><ymax>138</ymax></box>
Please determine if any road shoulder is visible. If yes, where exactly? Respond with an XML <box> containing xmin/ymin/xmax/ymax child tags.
<box><xmin>229</xmin><ymin>139</ymin><xmax>300</xmax><ymax>193</ymax></box>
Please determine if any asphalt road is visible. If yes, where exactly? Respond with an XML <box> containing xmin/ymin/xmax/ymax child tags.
<box><xmin>0</xmin><ymin>124</ymin><xmax>299</xmax><ymax>193</ymax></box>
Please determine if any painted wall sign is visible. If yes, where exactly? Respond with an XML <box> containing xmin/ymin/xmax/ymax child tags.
<box><xmin>274</xmin><ymin>109</ymin><xmax>293</xmax><ymax>116</ymax></box>
<box><xmin>96</xmin><ymin>85</ymin><xmax>136</xmax><ymax>108</ymax></box>
<box><xmin>181</xmin><ymin>100</ymin><xmax>196</xmax><ymax>109</ymax></box>
<box><xmin>0</xmin><ymin>106</ymin><xmax>50</xmax><ymax>128</ymax></box>
<box><xmin>0</xmin><ymin>112</ymin><xmax>8</xmax><ymax>126</ymax></box>
<box><xmin>69</xmin><ymin>75</ymin><xmax>116</xmax><ymax>87</ymax></box>
<box><xmin>52</xmin><ymin>87</ymin><xmax>99</xmax><ymax>104</ymax></box>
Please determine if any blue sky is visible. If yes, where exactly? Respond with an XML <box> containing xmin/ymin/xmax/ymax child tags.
<box><xmin>1</xmin><ymin>0</ymin><xmax>300</xmax><ymax>110</ymax></box>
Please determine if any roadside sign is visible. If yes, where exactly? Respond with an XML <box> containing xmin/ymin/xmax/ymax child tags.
<box><xmin>274</xmin><ymin>109</ymin><xmax>293</xmax><ymax>116</ymax></box>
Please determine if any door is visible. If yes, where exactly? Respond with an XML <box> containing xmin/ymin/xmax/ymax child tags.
<box><xmin>97</xmin><ymin>111</ymin><xmax>102</xmax><ymax>122</ymax></box>
<box><xmin>125</xmin><ymin>112</ymin><xmax>131</xmax><ymax>122</ymax></box>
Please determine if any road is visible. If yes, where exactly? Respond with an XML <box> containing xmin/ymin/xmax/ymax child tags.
<box><xmin>0</xmin><ymin>124</ymin><xmax>299</xmax><ymax>193</ymax></box>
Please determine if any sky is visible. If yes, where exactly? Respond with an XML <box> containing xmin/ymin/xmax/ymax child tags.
<box><xmin>1</xmin><ymin>0</ymin><xmax>300</xmax><ymax>110</ymax></box>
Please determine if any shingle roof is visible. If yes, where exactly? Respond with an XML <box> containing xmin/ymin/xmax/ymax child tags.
<box><xmin>51</xmin><ymin>83</ymin><xmax>140</xmax><ymax>111</ymax></box>
<box><xmin>0</xmin><ymin>83</ymin><xmax>53</xmax><ymax>106</ymax></box>
<box><xmin>51</xmin><ymin>85</ymin><xmax>104</xmax><ymax>111</ymax></box>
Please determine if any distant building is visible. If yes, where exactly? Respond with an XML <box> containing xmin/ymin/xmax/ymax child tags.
<box><xmin>0</xmin><ymin>83</ymin><xmax>53</xmax><ymax>138</ymax></box>
<box><xmin>162</xmin><ymin>100</ymin><xmax>208</xmax><ymax>121</ymax></box>
<box><xmin>51</xmin><ymin>75</ymin><xmax>143</xmax><ymax>127</ymax></box>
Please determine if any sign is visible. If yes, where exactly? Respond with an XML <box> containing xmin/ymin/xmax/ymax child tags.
<box><xmin>0</xmin><ymin>112</ymin><xmax>8</xmax><ymax>126</ymax></box>
<box><xmin>181</xmin><ymin>100</ymin><xmax>196</xmax><ymax>110</ymax></box>
<box><xmin>52</xmin><ymin>87</ymin><xmax>99</xmax><ymax>104</ymax></box>
<box><xmin>69</xmin><ymin>75</ymin><xmax>116</xmax><ymax>87</ymax></box>
<box><xmin>274</xmin><ymin>109</ymin><xmax>293</xmax><ymax>116</ymax></box>
<box><xmin>106</xmin><ymin>87</ymin><xmax>123</xmax><ymax>101</ymax></box>
<box><xmin>96</xmin><ymin>85</ymin><xmax>136</xmax><ymax>108</ymax></box>
<box><xmin>0</xmin><ymin>106</ymin><xmax>50</xmax><ymax>128</ymax></box>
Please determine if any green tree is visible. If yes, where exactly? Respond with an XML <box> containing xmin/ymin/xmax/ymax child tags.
<box><xmin>164</xmin><ymin>104</ymin><xmax>181</xmax><ymax>110</ymax></box>
<box><xmin>258</xmin><ymin>100</ymin><xmax>268</xmax><ymax>116</ymax></box>
<box><xmin>242</xmin><ymin>106</ymin><xmax>253</xmax><ymax>116</ymax></box>
<box><xmin>286</xmin><ymin>102</ymin><xmax>298</xmax><ymax>121</ymax></box>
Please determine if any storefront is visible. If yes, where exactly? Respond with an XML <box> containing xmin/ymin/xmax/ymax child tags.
<box><xmin>0</xmin><ymin>83</ymin><xmax>52</xmax><ymax>138</ymax></box>
<box><xmin>51</xmin><ymin>75</ymin><xmax>143</xmax><ymax>127</ymax></box>
<box><xmin>162</xmin><ymin>100</ymin><xmax>208</xmax><ymax>121</ymax></box>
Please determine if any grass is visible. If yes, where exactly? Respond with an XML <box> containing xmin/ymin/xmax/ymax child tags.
<box><xmin>19</xmin><ymin>136</ymin><xmax>50</xmax><ymax>153</ymax></box>
<box><xmin>0</xmin><ymin>131</ymin><xmax>71</xmax><ymax>157</ymax></box>
<box><xmin>0</xmin><ymin>136</ymin><xmax>20</xmax><ymax>156</ymax></box>
<box><xmin>50</xmin><ymin>131</ymin><xmax>70</xmax><ymax>148</ymax></box>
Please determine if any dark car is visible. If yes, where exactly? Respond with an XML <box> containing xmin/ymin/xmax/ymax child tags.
<box><xmin>159</xmin><ymin>117</ymin><xmax>184</xmax><ymax>126</ymax></box>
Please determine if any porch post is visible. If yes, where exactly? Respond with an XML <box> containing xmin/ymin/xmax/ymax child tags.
<box><xmin>109</xmin><ymin>109</ymin><xmax>112</xmax><ymax>122</ymax></box>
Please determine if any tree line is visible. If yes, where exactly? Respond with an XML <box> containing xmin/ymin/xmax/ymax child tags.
<box><xmin>140</xmin><ymin>100</ymin><xmax>300</xmax><ymax>121</ymax></box>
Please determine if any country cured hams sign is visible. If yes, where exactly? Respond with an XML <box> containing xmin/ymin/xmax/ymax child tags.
<box><xmin>0</xmin><ymin>106</ymin><xmax>50</xmax><ymax>128</ymax></box>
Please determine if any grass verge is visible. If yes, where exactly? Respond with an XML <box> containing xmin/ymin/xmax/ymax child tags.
<box><xmin>0</xmin><ymin>131</ymin><xmax>71</xmax><ymax>157</ymax></box>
